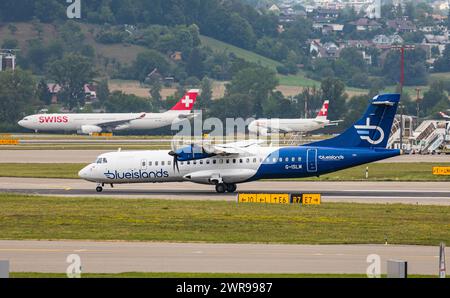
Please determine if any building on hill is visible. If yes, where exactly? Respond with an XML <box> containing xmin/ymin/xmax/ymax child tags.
<box><xmin>310</xmin><ymin>40</ymin><xmax>342</xmax><ymax>59</ymax></box>
<box><xmin>0</xmin><ymin>51</ymin><xmax>16</xmax><ymax>71</ymax></box>
<box><xmin>46</xmin><ymin>83</ymin><xmax>97</xmax><ymax>104</ymax></box>
<box><xmin>311</xmin><ymin>8</ymin><xmax>340</xmax><ymax>23</ymax></box>
<box><xmin>372</xmin><ymin>34</ymin><xmax>404</xmax><ymax>48</ymax></box>
<box><xmin>387</xmin><ymin>18</ymin><xmax>417</xmax><ymax>33</ymax></box>
<box><xmin>349</xmin><ymin>18</ymin><xmax>381</xmax><ymax>31</ymax></box>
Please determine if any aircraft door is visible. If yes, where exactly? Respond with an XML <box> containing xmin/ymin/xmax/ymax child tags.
<box><xmin>307</xmin><ymin>149</ymin><xmax>318</xmax><ymax>172</ymax></box>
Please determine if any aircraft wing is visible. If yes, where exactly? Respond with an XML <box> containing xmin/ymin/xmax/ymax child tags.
<box><xmin>201</xmin><ymin>140</ymin><xmax>264</xmax><ymax>156</ymax></box>
<box><xmin>95</xmin><ymin>113</ymin><xmax>146</xmax><ymax>129</ymax></box>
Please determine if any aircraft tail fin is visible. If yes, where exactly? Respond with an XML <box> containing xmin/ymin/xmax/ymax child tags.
<box><xmin>170</xmin><ymin>89</ymin><xmax>199</xmax><ymax>111</ymax></box>
<box><xmin>308</xmin><ymin>94</ymin><xmax>400</xmax><ymax>149</ymax></box>
<box><xmin>315</xmin><ymin>100</ymin><xmax>329</xmax><ymax>121</ymax></box>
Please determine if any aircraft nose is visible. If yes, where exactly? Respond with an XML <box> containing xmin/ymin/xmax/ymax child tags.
<box><xmin>78</xmin><ymin>165</ymin><xmax>92</xmax><ymax>179</ymax></box>
<box><xmin>18</xmin><ymin>120</ymin><xmax>25</xmax><ymax>127</ymax></box>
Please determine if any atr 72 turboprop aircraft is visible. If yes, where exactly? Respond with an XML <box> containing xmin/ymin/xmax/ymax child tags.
<box><xmin>247</xmin><ymin>100</ymin><xmax>341</xmax><ymax>136</ymax></box>
<box><xmin>18</xmin><ymin>90</ymin><xmax>199</xmax><ymax>134</ymax></box>
<box><xmin>79</xmin><ymin>94</ymin><xmax>401</xmax><ymax>193</ymax></box>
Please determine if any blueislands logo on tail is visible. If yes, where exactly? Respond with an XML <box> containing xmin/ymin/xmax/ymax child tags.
<box><xmin>309</xmin><ymin>94</ymin><xmax>400</xmax><ymax>148</ymax></box>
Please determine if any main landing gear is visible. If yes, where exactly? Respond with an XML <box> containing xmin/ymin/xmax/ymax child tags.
<box><xmin>215</xmin><ymin>183</ymin><xmax>237</xmax><ymax>193</ymax></box>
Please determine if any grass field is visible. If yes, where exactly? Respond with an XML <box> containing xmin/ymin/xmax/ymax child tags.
<box><xmin>9</xmin><ymin>272</ymin><xmax>439</xmax><ymax>278</ymax></box>
<box><xmin>0</xmin><ymin>162</ymin><xmax>448</xmax><ymax>181</ymax></box>
<box><xmin>200</xmin><ymin>35</ymin><xmax>282</xmax><ymax>70</ymax></box>
<box><xmin>0</xmin><ymin>194</ymin><xmax>448</xmax><ymax>245</ymax></box>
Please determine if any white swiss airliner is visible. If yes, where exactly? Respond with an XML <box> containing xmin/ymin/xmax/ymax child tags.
<box><xmin>78</xmin><ymin>94</ymin><xmax>401</xmax><ymax>193</ymax></box>
<box><xmin>18</xmin><ymin>90</ymin><xmax>199</xmax><ymax>134</ymax></box>
<box><xmin>248</xmin><ymin>100</ymin><xmax>341</xmax><ymax>136</ymax></box>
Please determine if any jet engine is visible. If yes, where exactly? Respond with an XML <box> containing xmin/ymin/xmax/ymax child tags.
<box><xmin>80</xmin><ymin>125</ymin><xmax>102</xmax><ymax>135</ymax></box>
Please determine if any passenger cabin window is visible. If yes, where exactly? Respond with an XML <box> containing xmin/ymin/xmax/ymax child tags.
<box><xmin>149</xmin><ymin>161</ymin><xmax>152</xmax><ymax>166</ymax></box>
<box><xmin>155</xmin><ymin>161</ymin><xmax>159</xmax><ymax>166</ymax></box>
<box><xmin>226</xmin><ymin>159</ymin><xmax>230</xmax><ymax>164</ymax></box>
<box><xmin>142</xmin><ymin>161</ymin><xmax>146</xmax><ymax>167</ymax></box>
<box><xmin>168</xmin><ymin>161</ymin><xmax>172</xmax><ymax>166</ymax></box>
<box><xmin>213</xmin><ymin>160</ymin><xmax>217</xmax><ymax>164</ymax></box>
<box><xmin>161</xmin><ymin>161</ymin><xmax>165</xmax><ymax>166</ymax></box>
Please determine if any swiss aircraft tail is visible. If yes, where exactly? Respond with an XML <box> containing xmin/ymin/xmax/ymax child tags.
<box><xmin>315</xmin><ymin>100</ymin><xmax>329</xmax><ymax>121</ymax></box>
<box><xmin>170</xmin><ymin>89</ymin><xmax>199</xmax><ymax>111</ymax></box>
<box><xmin>309</xmin><ymin>94</ymin><xmax>400</xmax><ymax>149</ymax></box>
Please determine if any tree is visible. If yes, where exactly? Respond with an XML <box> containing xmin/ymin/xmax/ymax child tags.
<box><xmin>34</xmin><ymin>0</ymin><xmax>65</xmax><ymax>23</ymax></box>
<box><xmin>186</xmin><ymin>48</ymin><xmax>204</xmax><ymax>79</ymax></box>
<box><xmin>8</xmin><ymin>24</ymin><xmax>18</xmax><ymax>35</ymax></box>
<box><xmin>421</xmin><ymin>81</ymin><xmax>448</xmax><ymax>116</ymax></box>
<box><xmin>1</xmin><ymin>39</ymin><xmax>18</xmax><ymax>49</ymax></box>
<box><xmin>133</xmin><ymin>50</ymin><xmax>170</xmax><ymax>82</ymax></box>
<box><xmin>96</xmin><ymin>79</ymin><xmax>110</xmax><ymax>103</ymax></box>
<box><xmin>105</xmin><ymin>91</ymin><xmax>152</xmax><ymax>113</ymax></box>
<box><xmin>36</xmin><ymin>79</ymin><xmax>52</xmax><ymax>105</ymax></box>
<box><xmin>149</xmin><ymin>80</ymin><xmax>162</xmax><ymax>103</ymax></box>
<box><xmin>448</xmin><ymin>10</ymin><xmax>450</xmax><ymax>31</ymax></box>
<box><xmin>198</xmin><ymin>77</ymin><xmax>213</xmax><ymax>109</ymax></box>
<box><xmin>48</xmin><ymin>54</ymin><xmax>96</xmax><ymax>109</ymax></box>
<box><xmin>320</xmin><ymin>78</ymin><xmax>347</xmax><ymax>121</ymax></box>
<box><xmin>0</xmin><ymin>69</ymin><xmax>36</xmax><ymax>124</ymax></box>
<box><xmin>225</xmin><ymin>66</ymin><xmax>278</xmax><ymax>117</ymax></box>
<box><xmin>434</xmin><ymin>45</ymin><xmax>450</xmax><ymax>72</ymax></box>
<box><xmin>404</xmin><ymin>2</ymin><xmax>416</xmax><ymax>20</ymax></box>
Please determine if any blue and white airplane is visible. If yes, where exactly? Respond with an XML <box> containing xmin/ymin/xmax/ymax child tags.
<box><xmin>79</xmin><ymin>94</ymin><xmax>401</xmax><ymax>193</ymax></box>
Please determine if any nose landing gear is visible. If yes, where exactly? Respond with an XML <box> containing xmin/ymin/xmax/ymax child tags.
<box><xmin>215</xmin><ymin>183</ymin><xmax>237</xmax><ymax>193</ymax></box>
<box><xmin>96</xmin><ymin>183</ymin><xmax>107</xmax><ymax>193</ymax></box>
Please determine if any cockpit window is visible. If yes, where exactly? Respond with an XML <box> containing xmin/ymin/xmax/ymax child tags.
<box><xmin>96</xmin><ymin>158</ymin><xmax>108</xmax><ymax>164</ymax></box>
<box><xmin>23</xmin><ymin>118</ymin><xmax>29</xmax><ymax>121</ymax></box>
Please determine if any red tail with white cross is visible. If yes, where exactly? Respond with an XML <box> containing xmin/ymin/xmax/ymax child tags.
<box><xmin>170</xmin><ymin>89</ymin><xmax>199</xmax><ymax>111</ymax></box>
<box><xmin>315</xmin><ymin>100</ymin><xmax>329</xmax><ymax>121</ymax></box>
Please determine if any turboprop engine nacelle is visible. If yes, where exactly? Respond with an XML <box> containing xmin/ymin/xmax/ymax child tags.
<box><xmin>80</xmin><ymin>125</ymin><xmax>103</xmax><ymax>135</ymax></box>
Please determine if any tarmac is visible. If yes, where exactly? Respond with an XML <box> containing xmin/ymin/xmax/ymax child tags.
<box><xmin>0</xmin><ymin>240</ymin><xmax>447</xmax><ymax>275</ymax></box>
<box><xmin>0</xmin><ymin>149</ymin><xmax>449</xmax><ymax>163</ymax></box>
<box><xmin>0</xmin><ymin>178</ymin><xmax>449</xmax><ymax>205</ymax></box>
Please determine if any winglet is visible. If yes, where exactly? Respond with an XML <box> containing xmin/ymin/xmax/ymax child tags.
<box><xmin>170</xmin><ymin>89</ymin><xmax>199</xmax><ymax>111</ymax></box>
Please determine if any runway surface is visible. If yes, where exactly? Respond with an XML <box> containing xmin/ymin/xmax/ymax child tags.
<box><xmin>0</xmin><ymin>178</ymin><xmax>449</xmax><ymax>205</ymax></box>
<box><xmin>0</xmin><ymin>149</ymin><xmax>449</xmax><ymax>163</ymax></box>
<box><xmin>0</xmin><ymin>240</ymin><xmax>446</xmax><ymax>275</ymax></box>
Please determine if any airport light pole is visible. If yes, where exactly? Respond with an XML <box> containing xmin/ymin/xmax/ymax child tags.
<box><xmin>415</xmin><ymin>87</ymin><xmax>421</xmax><ymax>119</ymax></box>
<box><xmin>390</xmin><ymin>45</ymin><xmax>414</xmax><ymax>151</ymax></box>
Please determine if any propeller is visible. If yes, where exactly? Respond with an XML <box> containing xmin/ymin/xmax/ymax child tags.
<box><xmin>168</xmin><ymin>150</ymin><xmax>180</xmax><ymax>173</ymax></box>
<box><xmin>169</xmin><ymin>140</ymin><xmax>180</xmax><ymax>173</ymax></box>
